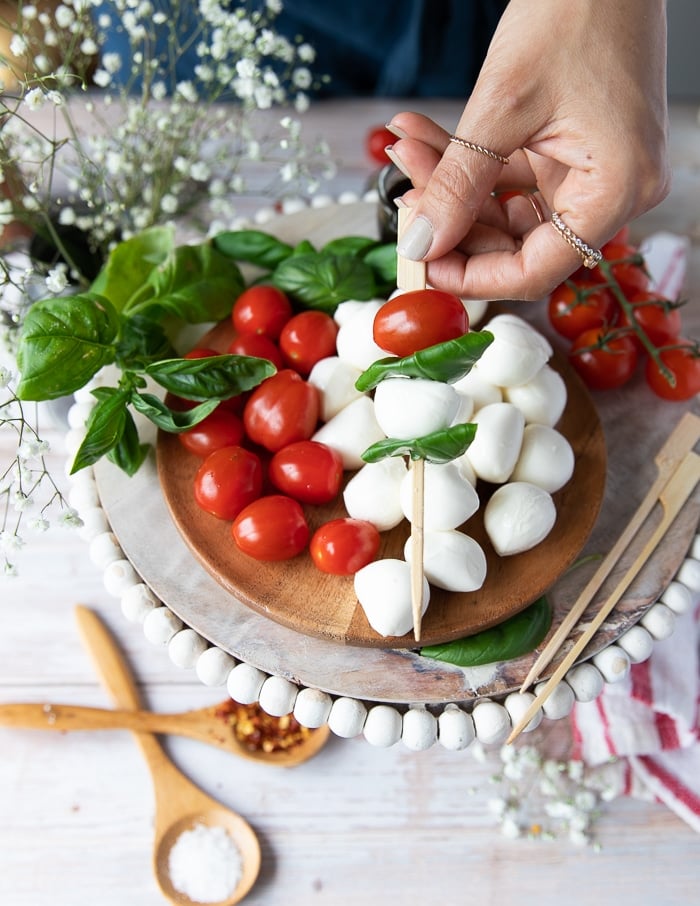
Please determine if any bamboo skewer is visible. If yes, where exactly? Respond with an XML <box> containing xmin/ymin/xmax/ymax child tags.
<box><xmin>519</xmin><ymin>411</ymin><xmax>700</xmax><ymax>693</ymax></box>
<box><xmin>507</xmin><ymin>448</ymin><xmax>700</xmax><ymax>745</ymax></box>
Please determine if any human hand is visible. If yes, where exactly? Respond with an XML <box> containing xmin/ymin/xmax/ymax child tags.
<box><xmin>386</xmin><ymin>0</ymin><xmax>670</xmax><ymax>301</ymax></box>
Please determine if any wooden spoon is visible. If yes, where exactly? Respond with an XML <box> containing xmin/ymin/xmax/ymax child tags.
<box><xmin>74</xmin><ymin>605</ymin><xmax>261</xmax><ymax>906</ymax></box>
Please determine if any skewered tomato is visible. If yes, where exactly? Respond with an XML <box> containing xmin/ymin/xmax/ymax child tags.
<box><xmin>373</xmin><ymin>289</ymin><xmax>468</xmax><ymax>356</ymax></box>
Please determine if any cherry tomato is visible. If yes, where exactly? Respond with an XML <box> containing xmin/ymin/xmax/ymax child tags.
<box><xmin>645</xmin><ymin>340</ymin><xmax>700</xmax><ymax>401</ymax></box>
<box><xmin>278</xmin><ymin>310</ymin><xmax>339</xmax><ymax>375</ymax></box>
<box><xmin>310</xmin><ymin>518</ymin><xmax>381</xmax><ymax>575</ymax></box>
<box><xmin>193</xmin><ymin>445</ymin><xmax>263</xmax><ymax>520</ymax></box>
<box><xmin>365</xmin><ymin>125</ymin><xmax>395</xmax><ymax>165</ymax></box>
<box><xmin>179</xmin><ymin>407</ymin><xmax>244</xmax><ymax>458</ymax></box>
<box><xmin>568</xmin><ymin>327</ymin><xmax>639</xmax><ymax>391</ymax></box>
<box><xmin>548</xmin><ymin>281</ymin><xmax>618</xmax><ymax>341</ymax></box>
<box><xmin>268</xmin><ymin>440</ymin><xmax>344</xmax><ymax>505</ymax></box>
<box><xmin>373</xmin><ymin>289</ymin><xmax>468</xmax><ymax>356</ymax></box>
<box><xmin>184</xmin><ymin>347</ymin><xmax>220</xmax><ymax>359</ymax></box>
<box><xmin>243</xmin><ymin>369</ymin><xmax>319</xmax><ymax>452</ymax></box>
<box><xmin>618</xmin><ymin>290</ymin><xmax>682</xmax><ymax>349</ymax></box>
<box><xmin>227</xmin><ymin>332</ymin><xmax>284</xmax><ymax>370</ymax></box>
<box><xmin>593</xmin><ymin>241</ymin><xmax>649</xmax><ymax>295</ymax></box>
<box><xmin>232</xmin><ymin>285</ymin><xmax>293</xmax><ymax>340</ymax></box>
<box><xmin>232</xmin><ymin>495</ymin><xmax>309</xmax><ymax>561</ymax></box>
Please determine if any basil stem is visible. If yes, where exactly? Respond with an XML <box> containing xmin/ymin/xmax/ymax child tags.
<box><xmin>362</xmin><ymin>422</ymin><xmax>478</xmax><ymax>464</ymax></box>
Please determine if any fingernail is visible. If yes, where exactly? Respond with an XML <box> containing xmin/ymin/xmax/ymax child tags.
<box><xmin>384</xmin><ymin>145</ymin><xmax>411</xmax><ymax>179</ymax></box>
<box><xmin>396</xmin><ymin>215</ymin><xmax>433</xmax><ymax>260</ymax></box>
<box><xmin>394</xmin><ymin>195</ymin><xmax>408</xmax><ymax>208</ymax></box>
<box><xmin>385</xmin><ymin>122</ymin><xmax>409</xmax><ymax>140</ymax></box>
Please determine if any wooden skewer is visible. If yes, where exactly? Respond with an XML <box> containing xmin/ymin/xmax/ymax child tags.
<box><xmin>507</xmin><ymin>448</ymin><xmax>700</xmax><ymax>745</ymax></box>
<box><xmin>519</xmin><ymin>411</ymin><xmax>700</xmax><ymax>692</ymax></box>
<box><xmin>397</xmin><ymin>207</ymin><xmax>427</xmax><ymax>641</ymax></box>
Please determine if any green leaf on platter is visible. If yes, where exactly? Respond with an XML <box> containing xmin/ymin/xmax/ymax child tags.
<box><xmin>16</xmin><ymin>293</ymin><xmax>120</xmax><ymax>401</ymax></box>
<box><xmin>321</xmin><ymin>236</ymin><xmax>378</xmax><ymax>257</ymax></box>
<box><xmin>145</xmin><ymin>354</ymin><xmax>275</xmax><ymax>401</ymax></box>
<box><xmin>292</xmin><ymin>239</ymin><xmax>316</xmax><ymax>256</ymax></box>
<box><xmin>420</xmin><ymin>596</ymin><xmax>552</xmax><ymax>667</ymax></box>
<box><xmin>90</xmin><ymin>226</ymin><xmax>174</xmax><ymax>311</ymax></box>
<box><xmin>272</xmin><ymin>251</ymin><xmax>377</xmax><ymax>312</ymax></box>
<box><xmin>130</xmin><ymin>392</ymin><xmax>220</xmax><ymax>432</ymax></box>
<box><xmin>355</xmin><ymin>330</ymin><xmax>494</xmax><ymax>392</ymax></box>
<box><xmin>107</xmin><ymin>409</ymin><xmax>150</xmax><ymax>476</ymax></box>
<box><xmin>115</xmin><ymin>315</ymin><xmax>177</xmax><ymax>370</ymax></box>
<box><xmin>361</xmin><ymin>422</ymin><xmax>478</xmax><ymax>464</ymax></box>
<box><xmin>362</xmin><ymin>242</ymin><xmax>397</xmax><ymax>289</ymax></box>
<box><xmin>212</xmin><ymin>230</ymin><xmax>294</xmax><ymax>269</ymax></box>
<box><xmin>69</xmin><ymin>387</ymin><xmax>131</xmax><ymax>473</ymax></box>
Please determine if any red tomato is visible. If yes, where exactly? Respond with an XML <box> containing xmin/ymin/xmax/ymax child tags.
<box><xmin>193</xmin><ymin>445</ymin><xmax>263</xmax><ymax>520</ymax></box>
<box><xmin>179</xmin><ymin>407</ymin><xmax>244</xmax><ymax>458</ymax></box>
<box><xmin>310</xmin><ymin>518</ymin><xmax>381</xmax><ymax>575</ymax></box>
<box><xmin>365</xmin><ymin>125</ymin><xmax>395</xmax><ymax>165</ymax></box>
<box><xmin>184</xmin><ymin>347</ymin><xmax>220</xmax><ymax>359</ymax></box>
<box><xmin>568</xmin><ymin>327</ymin><xmax>639</xmax><ymax>391</ymax></box>
<box><xmin>618</xmin><ymin>290</ymin><xmax>682</xmax><ymax>349</ymax></box>
<box><xmin>232</xmin><ymin>495</ymin><xmax>309</xmax><ymax>561</ymax></box>
<box><xmin>645</xmin><ymin>341</ymin><xmax>700</xmax><ymax>401</ymax></box>
<box><xmin>243</xmin><ymin>369</ymin><xmax>319</xmax><ymax>452</ymax></box>
<box><xmin>548</xmin><ymin>281</ymin><xmax>618</xmax><ymax>341</ymax></box>
<box><xmin>268</xmin><ymin>440</ymin><xmax>343</xmax><ymax>505</ymax></box>
<box><xmin>278</xmin><ymin>310</ymin><xmax>339</xmax><ymax>375</ymax></box>
<box><xmin>232</xmin><ymin>285</ymin><xmax>293</xmax><ymax>340</ymax></box>
<box><xmin>227</xmin><ymin>332</ymin><xmax>284</xmax><ymax>370</ymax></box>
<box><xmin>593</xmin><ymin>241</ymin><xmax>649</xmax><ymax>295</ymax></box>
<box><xmin>373</xmin><ymin>289</ymin><xmax>468</xmax><ymax>356</ymax></box>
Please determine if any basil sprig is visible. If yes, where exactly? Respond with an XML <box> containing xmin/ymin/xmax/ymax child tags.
<box><xmin>362</xmin><ymin>422</ymin><xmax>477</xmax><ymax>464</ymax></box>
<box><xmin>420</xmin><ymin>596</ymin><xmax>552</xmax><ymax>667</ymax></box>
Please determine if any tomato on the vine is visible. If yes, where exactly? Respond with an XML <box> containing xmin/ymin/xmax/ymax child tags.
<box><xmin>231</xmin><ymin>495</ymin><xmax>309</xmax><ymax>561</ymax></box>
<box><xmin>232</xmin><ymin>285</ymin><xmax>293</xmax><ymax>340</ymax></box>
<box><xmin>193</xmin><ymin>445</ymin><xmax>263</xmax><ymax>520</ymax></box>
<box><xmin>269</xmin><ymin>440</ymin><xmax>343</xmax><ymax>505</ymax></box>
<box><xmin>548</xmin><ymin>281</ymin><xmax>617</xmax><ymax>341</ymax></box>
<box><xmin>365</xmin><ymin>125</ymin><xmax>395</xmax><ymax>165</ymax></box>
<box><xmin>568</xmin><ymin>327</ymin><xmax>639</xmax><ymax>391</ymax></box>
<box><xmin>179</xmin><ymin>407</ymin><xmax>244</xmax><ymax>458</ymax></box>
<box><xmin>227</xmin><ymin>332</ymin><xmax>284</xmax><ymax>370</ymax></box>
<box><xmin>373</xmin><ymin>289</ymin><xmax>468</xmax><ymax>356</ymax></box>
<box><xmin>279</xmin><ymin>310</ymin><xmax>339</xmax><ymax>375</ymax></box>
<box><xmin>618</xmin><ymin>290</ymin><xmax>682</xmax><ymax>349</ymax></box>
<box><xmin>593</xmin><ymin>241</ymin><xmax>649</xmax><ymax>295</ymax></box>
<box><xmin>243</xmin><ymin>369</ymin><xmax>319</xmax><ymax>452</ymax></box>
<box><xmin>310</xmin><ymin>518</ymin><xmax>381</xmax><ymax>575</ymax></box>
<box><xmin>645</xmin><ymin>341</ymin><xmax>700</xmax><ymax>401</ymax></box>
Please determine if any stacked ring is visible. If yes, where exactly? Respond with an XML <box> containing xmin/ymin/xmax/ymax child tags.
<box><xmin>550</xmin><ymin>211</ymin><xmax>602</xmax><ymax>269</ymax></box>
<box><xmin>449</xmin><ymin>135</ymin><xmax>510</xmax><ymax>165</ymax></box>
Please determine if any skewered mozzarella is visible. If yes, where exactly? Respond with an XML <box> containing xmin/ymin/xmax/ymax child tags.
<box><xmin>373</xmin><ymin>377</ymin><xmax>460</xmax><ymax>438</ymax></box>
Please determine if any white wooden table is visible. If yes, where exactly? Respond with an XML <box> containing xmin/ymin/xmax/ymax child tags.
<box><xmin>1</xmin><ymin>100</ymin><xmax>699</xmax><ymax>906</ymax></box>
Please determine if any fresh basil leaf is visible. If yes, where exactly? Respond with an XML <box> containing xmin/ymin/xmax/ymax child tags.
<box><xmin>362</xmin><ymin>243</ymin><xmax>397</xmax><ymax>289</ymax></box>
<box><xmin>16</xmin><ymin>293</ymin><xmax>120</xmax><ymax>400</ymax></box>
<box><xmin>145</xmin><ymin>354</ymin><xmax>275</xmax><ymax>400</ymax></box>
<box><xmin>420</xmin><ymin>596</ymin><xmax>552</xmax><ymax>667</ymax></box>
<box><xmin>293</xmin><ymin>239</ymin><xmax>316</xmax><ymax>256</ymax></box>
<box><xmin>362</xmin><ymin>422</ymin><xmax>477</xmax><ymax>464</ymax></box>
<box><xmin>107</xmin><ymin>409</ymin><xmax>150</xmax><ymax>476</ymax></box>
<box><xmin>115</xmin><ymin>315</ymin><xmax>176</xmax><ymax>370</ymax></box>
<box><xmin>130</xmin><ymin>392</ymin><xmax>220</xmax><ymax>432</ymax></box>
<box><xmin>322</xmin><ymin>236</ymin><xmax>378</xmax><ymax>257</ymax></box>
<box><xmin>273</xmin><ymin>251</ymin><xmax>377</xmax><ymax>312</ymax></box>
<box><xmin>70</xmin><ymin>387</ymin><xmax>130</xmax><ymax>473</ymax></box>
<box><xmin>212</xmin><ymin>230</ymin><xmax>294</xmax><ymax>269</ymax></box>
<box><xmin>356</xmin><ymin>330</ymin><xmax>494</xmax><ymax>392</ymax></box>
<box><xmin>90</xmin><ymin>226</ymin><xmax>174</xmax><ymax>311</ymax></box>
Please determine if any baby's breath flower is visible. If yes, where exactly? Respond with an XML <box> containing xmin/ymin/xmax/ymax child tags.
<box><xmin>59</xmin><ymin>509</ymin><xmax>83</xmax><ymax>529</ymax></box>
<box><xmin>46</xmin><ymin>265</ymin><xmax>69</xmax><ymax>294</ymax></box>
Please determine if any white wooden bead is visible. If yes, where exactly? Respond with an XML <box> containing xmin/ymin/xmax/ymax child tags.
<box><xmin>68</xmin><ymin>479</ymin><xmax>99</xmax><ymax>511</ymax></box>
<box><xmin>328</xmin><ymin>697</ymin><xmax>367</xmax><ymax>738</ymax></box>
<box><xmin>259</xmin><ymin>675</ymin><xmax>299</xmax><ymax>717</ymax></box>
<box><xmin>168</xmin><ymin>628</ymin><xmax>208</xmax><ymax>669</ymax></box>
<box><xmin>534</xmin><ymin>680</ymin><xmax>575</xmax><ymax>720</ymax></box>
<box><xmin>226</xmin><ymin>662</ymin><xmax>267</xmax><ymax>704</ymax></box>
<box><xmin>504</xmin><ymin>692</ymin><xmax>542</xmax><ymax>732</ymax></box>
<box><xmin>437</xmin><ymin>704</ymin><xmax>475</xmax><ymax>750</ymax></box>
<box><xmin>121</xmin><ymin>583</ymin><xmax>159</xmax><ymax>623</ymax></box>
<box><xmin>64</xmin><ymin>427</ymin><xmax>87</xmax><ymax>456</ymax></box>
<box><xmin>143</xmin><ymin>606</ymin><xmax>183</xmax><ymax>645</ymax></box>
<box><xmin>103</xmin><ymin>558</ymin><xmax>140</xmax><ymax>597</ymax></box>
<box><xmin>676</xmin><ymin>558</ymin><xmax>700</xmax><ymax>599</ymax></box>
<box><xmin>67</xmin><ymin>466</ymin><xmax>96</xmax><ymax>493</ymax></box>
<box><xmin>640</xmin><ymin>603</ymin><xmax>676</xmax><ymax>640</ymax></box>
<box><xmin>660</xmin><ymin>580</ymin><xmax>692</xmax><ymax>614</ymax></box>
<box><xmin>310</xmin><ymin>194</ymin><xmax>334</xmax><ymax>208</ymax></box>
<box><xmin>88</xmin><ymin>532</ymin><xmax>124</xmax><ymax>569</ymax></box>
<box><xmin>196</xmin><ymin>647</ymin><xmax>236</xmax><ymax>687</ymax></box>
<box><xmin>592</xmin><ymin>645</ymin><xmax>631</xmax><ymax>683</ymax></box>
<box><xmin>617</xmin><ymin>624</ymin><xmax>655</xmax><ymax>663</ymax></box>
<box><xmin>471</xmin><ymin>700</ymin><xmax>511</xmax><ymax>745</ymax></box>
<box><xmin>280</xmin><ymin>196</ymin><xmax>306</xmax><ymax>215</ymax></box>
<box><xmin>401</xmin><ymin>706</ymin><xmax>437</xmax><ymax>751</ymax></box>
<box><xmin>67</xmin><ymin>401</ymin><xmax>94</xmax><ymax>429</ymax></box>
<box><xmin>293</xmin><ymin>688</ymin><xmax>333</xmax><ymax>728</ymax></box>
<box><xmin>77</xmin><ymin>506</ymin><xmax>110</xmax><ymax>541</ymax></box>
<box><xmin>565</xmin><ymin>662</ymin><xmax>604</xmax><ymax>702</ymax></box>
<box><xmin>338</xmin><ymin>190</ymin><xmax>359</xmax><ymax>204</ymax></box>
<box><xmin>363</xmin><ymin>704</ymin><xmax>403</xmax><ymax>748</ymax></box>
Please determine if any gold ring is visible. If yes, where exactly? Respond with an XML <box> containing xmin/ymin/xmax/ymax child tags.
<box><xmin>449</xmin><ymin>135</ymin><xmax>509</xmax><ymax>165</ymax></box>
<box><xmin>525</xmin><ymin>192</ymin><xmax>545</xmax><ymax>224</ymax></box>
<box><xmin>550</xmin><ymin>211</ymin><xmax>602</xmax><ymax>269</ymax></box>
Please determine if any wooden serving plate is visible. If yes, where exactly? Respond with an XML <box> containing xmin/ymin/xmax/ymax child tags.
<box><xmin>156</xmin><ymin>316</ymin><xmax>606</xmax><ymax>649</ymax></box>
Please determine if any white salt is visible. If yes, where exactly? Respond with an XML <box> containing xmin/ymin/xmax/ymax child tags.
<box><xmin>168</xmin><ymin>822</ymin><xmax>242</xmax><ymax>903</ymax></box>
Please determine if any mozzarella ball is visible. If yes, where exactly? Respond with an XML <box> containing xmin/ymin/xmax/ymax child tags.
<box><xmin>312</xmin><ymin>395</ymin><xmax>384</xmax><ymax>469</ymax></box>
<box><xmin>510</xmin><ymin>424</ymin><xmax>575</xmax><ymax>493</ymax></box>
<box><xmin>404</xmin><ymin>529</ymin><xmax>487</xmax><ymax>592</ymax></box>
<box><xmin>354</xmin><ymin>558</ymin><xmax>430</xmax><ymax>638</ymax></box>
<box><xmin>343</xmin><ymin>457</ymin><xmax>407</xmax><ymax>531</ymax></box>
<box><xmin>400</xmin><ymin>461</ymin><xmax>480</xmax><ymax>530</ymax></box>
<box><xmin>335</xmin><ymin>300</ymin><xmax>389</xmax><ymax>370</ymax></box>
<box><xmin>373</xmin><ymin>377</ymin><xmax>460</xmax><ymax>438</ymax></box>
<box><xmin>476</xmin><ymin>314</ymin><xmax>552</xmax><ymax>387</ymax></box>
<box><xmin>503</xmin><ymin>363</ymin><xmax>568</xmax><ymax>426</ymax></box>
<box><xmin>483</xmin><ymin>481</ymin><xmax>556</xmax><ymax>556</ymax></box>
<box><xmin>465</xmin><ymin>402</ymin><xmax>525</xmax><ymax>484</ymax></box>
<box><xmin>452</xmin><ymin>368</ymin><xmax>502</xmax><ymax>411</ymax></box>
<box><xmin>308</xmin><ymin>356</ymin><xmax>364</xmax><ymax>421</ymax></box>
